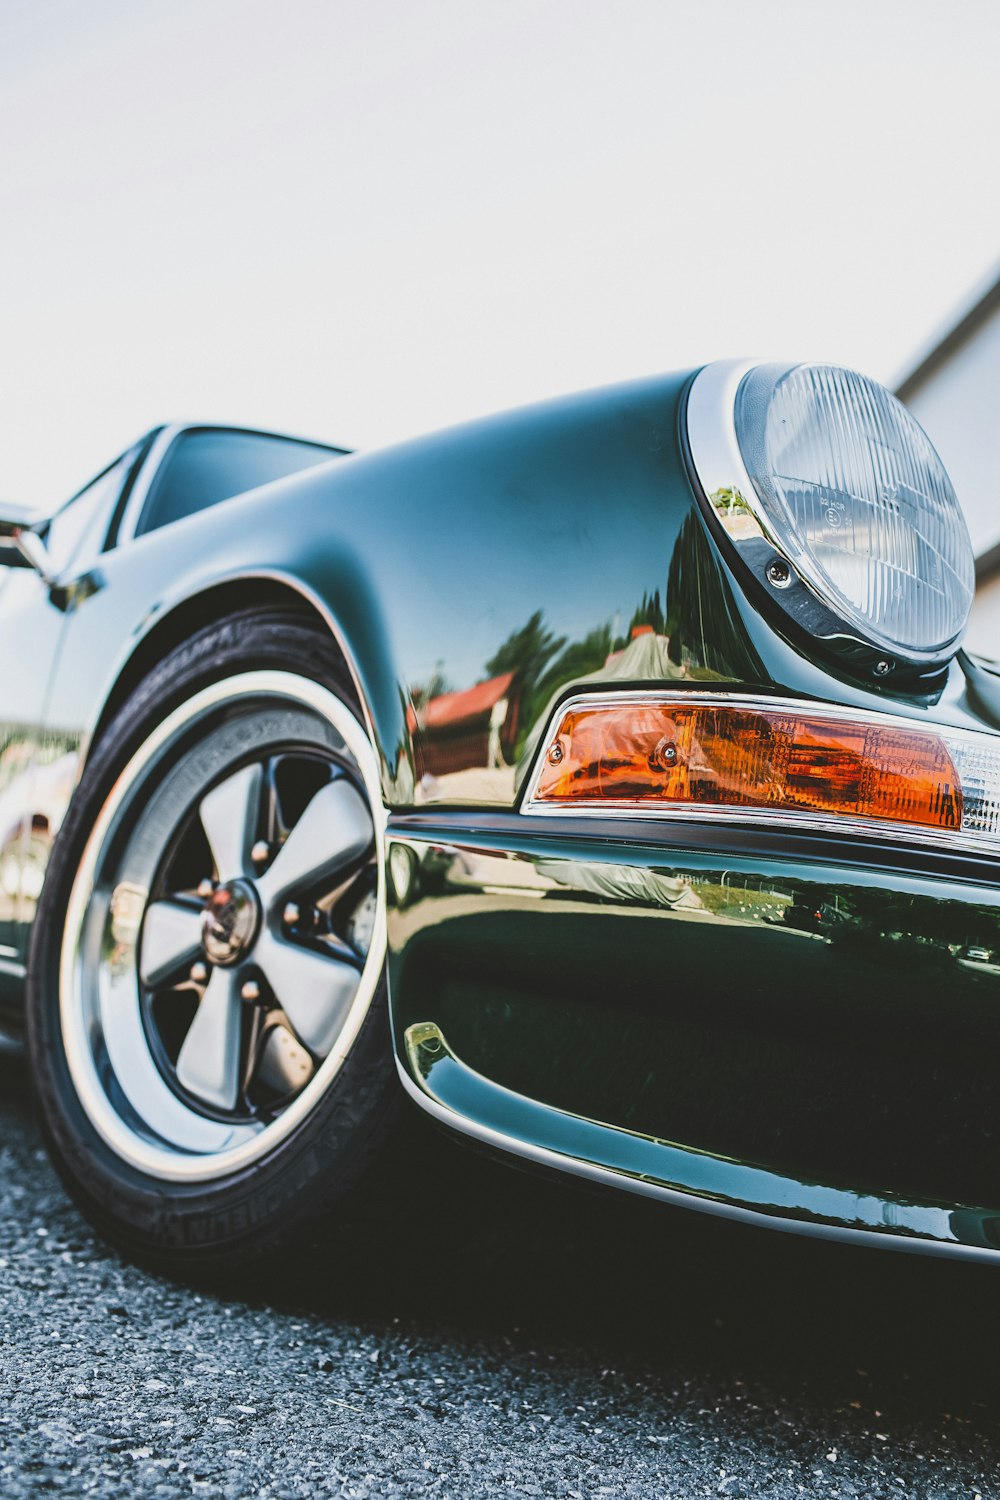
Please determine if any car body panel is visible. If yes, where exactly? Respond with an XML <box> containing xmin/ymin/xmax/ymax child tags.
<box><xmin>385</xmin><ymin>811</ymin><xmax>1000</xmax><ymax>1256</ymax></box>
<box><xmin>5</xmin><ymin>368</ymin><xmax>1000</xmax><ymax>1257</ymax></box>
<box><xmin>0</xmin><ymin>423</ymin><xmax>349</xmax><ymax>960</ymax></box>
<box><xmin>0</xmin><ymin>568</ymin><xmax>82</xmax><ymax>987</ymax></box>
<box><xmin>42</xmin><ymin>368</ymin><xmax>1000</xmax><ymax>809</ymax></box>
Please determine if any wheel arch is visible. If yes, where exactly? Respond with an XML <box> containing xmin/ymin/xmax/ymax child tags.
<box><xmin>84</xmin><ymin>572</ymin><xmax>405</xmax><ymax>800</ymax></box>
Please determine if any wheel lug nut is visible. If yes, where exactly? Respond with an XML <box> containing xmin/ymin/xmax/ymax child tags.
<box><xmin>190</xmin><ymin>961</ymin><xmax>208</xmax><ymax>984</ymax></box>
<box><xmin>241</xmin><ymin>979</ymin><xmax>261</xmax><ymax>1003</ymax></box>
<box><xmin>283</xmin><ymin>902</ymin><xmax>301</xmax><ymax>929</ymax></box>
<box><xmin>197</xmin><ymin>878</ymin><xmax>215</xmax><ymax>900</ymax></box>
<box><xmin>251</xmin><ymin>840</ymin><xmax>270</xmax><ymax>866</ymax></box>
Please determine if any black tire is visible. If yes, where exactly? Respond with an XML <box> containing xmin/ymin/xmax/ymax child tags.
<box><xmin>26</xmin><ymin>608</ymin><xmax>402</xmax><ymax>1273</ymax></box>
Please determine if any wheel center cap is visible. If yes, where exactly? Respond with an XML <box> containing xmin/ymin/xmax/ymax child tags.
<box><xmin>201</xmin><ymin>879</ymin><xmax>260</xmax><ymax>966</ymax></box>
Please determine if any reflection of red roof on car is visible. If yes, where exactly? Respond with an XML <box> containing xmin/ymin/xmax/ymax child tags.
<box><xmin>604</xmin><ymin>622</ymin><xmax>655</xmax><ymax>669</ymax></box>
<box><xmin>422</xmin><ymin>671</ymin><xmax>514</xmax><ymax>729</ymax></box>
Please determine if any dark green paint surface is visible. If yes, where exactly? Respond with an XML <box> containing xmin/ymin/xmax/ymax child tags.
<box><xmin>387</xmin><ymin>817</ymin><xmax>1000</xmax><ymax>1253</ymax></box>
<box><xmin>34</xmin><ymin>368</ymin><xmax>1000</xmax><ymax>814</ymax></box>
<box><xmin>3</xmin><ymin>368</ymin><xmax>1000</xmax><ymax>1252</ymax></box>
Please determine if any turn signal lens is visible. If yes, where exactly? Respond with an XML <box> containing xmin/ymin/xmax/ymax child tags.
<box><xmin>530</xmin><ymin>696</ymin><xmax>973</xmax><ymax>838</ymax></box>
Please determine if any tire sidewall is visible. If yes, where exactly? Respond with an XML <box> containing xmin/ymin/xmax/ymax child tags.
<box><xmin>27</xmin><ymin>611</ymin><xmax>400</xmax><ymax>1267</ymax></box>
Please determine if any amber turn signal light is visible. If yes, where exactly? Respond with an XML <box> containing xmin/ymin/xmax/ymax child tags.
<box><xmin>530</xmin><ymin>697</ymin><xmax>963</xmax><ymax>834</ymax></box>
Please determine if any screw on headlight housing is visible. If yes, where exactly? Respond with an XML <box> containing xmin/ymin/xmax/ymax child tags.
<box><xmin>873</xmin><ymin>659</ymin><xmax>893</xmax><ymax>678</ymax></box>
<box><xmin>766</xmin><ymin>558</ymin><xmax>792</xmax><ymax>589</ymax></box>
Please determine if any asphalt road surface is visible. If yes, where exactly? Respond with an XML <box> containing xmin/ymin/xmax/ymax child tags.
<box><xmin>1</xmin><ymin>1049</ymin><xmax>999</xmax><ymax>1499</ymax></box>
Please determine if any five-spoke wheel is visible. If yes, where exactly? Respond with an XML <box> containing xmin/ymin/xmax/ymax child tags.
<box><xmin>29</xmin><ymin>611</ymin><xmax>400</xmax><ymax>1270</ymax></box>
<box><xmin>137</xmin><ymin>752</ymin><xmax>376</xmax><ymax>1117</ymax></box>
<box><xmin>32</xmin><ymin>612</ymin><xmax>407</xmax><ymax>1266</ymax></box>
<box><xmin>56</xmin><ymin>667</ymin><xmax>389</xmax><ymax>1182</ymax></box>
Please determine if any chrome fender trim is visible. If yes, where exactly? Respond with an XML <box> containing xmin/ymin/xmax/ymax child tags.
<box><xmin>396</xmin><ymin>1022</ymin><xmax>1000</xmax><ymax>1263</ymax></box>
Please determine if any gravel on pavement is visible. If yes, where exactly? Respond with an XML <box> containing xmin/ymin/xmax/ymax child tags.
<box><xmin>0</xmin><ymin>1050</ymin><xmax>998</xmax><ymax>1498</ymax></box>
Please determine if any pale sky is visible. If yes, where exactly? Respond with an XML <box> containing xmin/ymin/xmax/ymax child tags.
<box><xmin>2</xmin><ymin>0</ymin><xmax>999</xmax><ymax>508</ymax></box>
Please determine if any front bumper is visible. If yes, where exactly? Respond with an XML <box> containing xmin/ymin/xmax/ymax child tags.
<box><xmin>387</xmin><ymin>811</ymin><xmax>1000</xmax><ymax>1260</ymax></box>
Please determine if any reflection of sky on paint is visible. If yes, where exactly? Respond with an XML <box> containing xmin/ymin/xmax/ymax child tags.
<box><xmin>3</xmin><ymin>0</ymin><xmax>1000</xmax><ymax>513</ymax></box>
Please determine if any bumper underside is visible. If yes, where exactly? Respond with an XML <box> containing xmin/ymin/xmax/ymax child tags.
<box><xmin>387</xmin><ymin>811</ymin><xmax>1000</xmax><ymax>1260</ymax></box>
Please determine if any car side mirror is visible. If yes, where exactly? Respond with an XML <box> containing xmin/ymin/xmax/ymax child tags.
<box><xmin>0</xmin><ymin>508</ymin><xmax>56</xmax><ymax>585</ymax></box>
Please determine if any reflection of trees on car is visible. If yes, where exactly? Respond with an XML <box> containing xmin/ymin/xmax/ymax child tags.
<box><xmin>409</xmin><ymin>510</ymin><xmax>768</xmax><ymax>790</ymax></box>
<box><xmin>411</xmin><ymin>611</ymin><xmax>616</xmax><ymax>778</ymax></box>
<box><xmin>665</xmin><ymin>512</ymin><xmax>764</xmax><ymax>679</ymax></box>
<box><xmin>484</xmin><ymin>609</ymin><xmax>565</xmax><ymax>700</ymax></box>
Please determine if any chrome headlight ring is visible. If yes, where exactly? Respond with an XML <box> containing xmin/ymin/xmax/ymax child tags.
<box><xmin>684</xmin><ymin>359</ymin><xmax>975</xmax><ymax>678</ymax></box>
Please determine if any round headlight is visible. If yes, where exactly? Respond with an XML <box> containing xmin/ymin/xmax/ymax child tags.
<box><xmin>685</xmin><ymin>360</ymin><xmax>975</xmax><ymax>671</ymax></box>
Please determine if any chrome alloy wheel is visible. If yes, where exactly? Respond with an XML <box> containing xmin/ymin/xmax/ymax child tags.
<box><xmin>59</xmin><ymin>671</ymin><xmax>387</xmax><ymax>1182</ymax></box>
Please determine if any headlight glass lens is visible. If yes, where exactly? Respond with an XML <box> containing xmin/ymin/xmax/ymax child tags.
<box><xmin>734</xmin><ymin>363</ymin><xmax>975</xmax><ymax>659</ymax></box>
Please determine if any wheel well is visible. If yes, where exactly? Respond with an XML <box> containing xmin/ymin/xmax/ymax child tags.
<box><xmin>87</xmin><ymin>576</ymin><xmax>350</xmax><ymax>760</ymax></box>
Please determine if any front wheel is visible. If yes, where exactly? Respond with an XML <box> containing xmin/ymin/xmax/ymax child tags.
<box><xmin>27</xmin><ymin>611</ymin><xmax>400</xmax><ymax>1269</ymax></box>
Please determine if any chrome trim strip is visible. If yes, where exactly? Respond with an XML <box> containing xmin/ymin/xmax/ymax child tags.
<box><xmin>0</xmin><ymin>956</ymin><xmax>26</xmax><ymax>981</ymax></box>
<box><xmin>685</xmin><ymin>358</ymin><xmax>769</xmax><ymax>539</ymax></box>
<box><xmin>393</xmin><ymin>1053</ymin><xmax>996</xmax><ymax>1264</ymax></box>
<box><xmin>684</xmin><ymin>358</ymin><xmax>968</xmax><ymax>668</ymax></box>
<box><xmin>520</xmin><ymin>687</ymin><xmax>1000</xmax><ymax>858</ymax></box>
<box><xmin>685</xmin><ymin>358</ymin><xmax>873</xmax><ymax>657</ymax></box>
<box><xmin>113</xmin><ymin>423</ymin><xmax>189</xmax><ymax>547</ymax></box>
<box><xmin>114</xmin><ymin>423</ymin><xmax>351</xmax><ymax>547</ymax></box>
